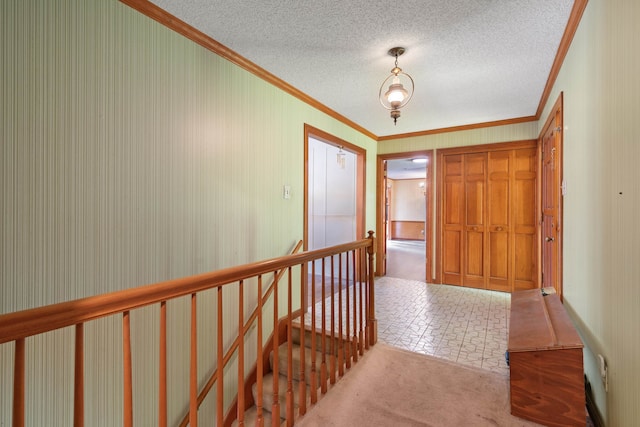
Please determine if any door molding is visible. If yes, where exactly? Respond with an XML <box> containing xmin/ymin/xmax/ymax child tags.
<box><xmin>538</xmin><ymin>93</ymin><xmax>564</xmax><ymax>299</ymax></box>
<box><xmin>376</xmin><ymin>150</ymin><xmax>433</xmax><ymax>282</ymax></box>
<box><xmin>304</xmin><ymin>124</ymin><xmax>366</xmax><ymax>251</ymax></box>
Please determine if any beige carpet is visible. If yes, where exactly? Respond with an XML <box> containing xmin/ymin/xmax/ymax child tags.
<box><xmin>296</xmin><ymin>343</ymin><xmax>543</xmax><ymax>427</ymax></box>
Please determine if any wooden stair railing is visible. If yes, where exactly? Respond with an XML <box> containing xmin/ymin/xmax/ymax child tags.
<box><xmin>176</xmin><ymin>240</ymin><xmax>304</xmax><ymax>427</ymax></box>
<box><xmin>227</xmin><ymin>231</ymin><xmax>378</xmax><ymax>426</ymax></box>
<box><xmin>0</xmin><ymin>232</ymin><xmax>376</xmax><ymax>427</ymax></box>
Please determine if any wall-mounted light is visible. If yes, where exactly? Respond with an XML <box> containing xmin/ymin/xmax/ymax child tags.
<box><xmin>379</xmin><ymin>47</ymin><xmax>414</xmax><ymax>125</ymax></box>
<box><xmin>336</xmin><ymin>146</ymin><xmax>346</xmax><ymax>169</ymax></box>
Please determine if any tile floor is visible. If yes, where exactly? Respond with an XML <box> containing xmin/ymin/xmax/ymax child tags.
<box><xmin>375</xmin><ymin>276</ymin><xmax>511</xmax><ymax>375</ymax></box>
<box><xmin>305</xmin><ymin>275</ymin><xmax>512</xmax><ymax>376</ymax></box>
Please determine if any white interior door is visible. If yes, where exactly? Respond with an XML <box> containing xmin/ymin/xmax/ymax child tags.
<box><xmin>308</xmin><ymin>137</ymin><xmax>356</xmax><ymax>277</ymax></box>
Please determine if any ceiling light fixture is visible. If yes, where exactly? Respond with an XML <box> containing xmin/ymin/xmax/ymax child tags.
<box><xmin>379</xmin><ymin>47</ymin><xmax>414</xmax><ymax>125</ymax></box>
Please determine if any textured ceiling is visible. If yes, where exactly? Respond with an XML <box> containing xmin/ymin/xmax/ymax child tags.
<box><xmin>386</xmin><ymin>158</ymin><xmax>428</xmax><ymax>180</ymax></box>
<box><xmin>148</xmin><ymin>0</ymin><xmax>574</xmax><ymax>138</ymax></box>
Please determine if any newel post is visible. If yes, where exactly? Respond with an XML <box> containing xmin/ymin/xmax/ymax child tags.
<box><xmin>366</xmin><ymin>231</ymin><xmax>377</xmax><ymax>346</ymax></box>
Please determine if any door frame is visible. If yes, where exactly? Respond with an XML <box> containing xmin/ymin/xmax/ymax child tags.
<box><xmin>376</xmin><ymin>150</ymin><xmax>433</xmax><ymax>282</ymax></box>
<box><xmin>304</xmin><ymin>124</ymin><xmax>366</xmax><ymax>251</ymax></box>
<box><xmin>538</xmin><ymin>93</ymin><xmax>564</xmax><ymax>299</ymax></box>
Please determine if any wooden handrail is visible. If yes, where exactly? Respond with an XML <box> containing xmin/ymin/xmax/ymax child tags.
<box><xmin>2</xmin><ymin>233</ymin><xmax>376</xmax><ymax>426</ymax></box>
<box><xmin>0</xmin><ymin>239</ymin><xmax>365</xmax><ymax>343</ymax></box>
<box><xmin>176</xmin><ymin>240</ymin><xmax>304</xmax><ymax>427</ymax></box>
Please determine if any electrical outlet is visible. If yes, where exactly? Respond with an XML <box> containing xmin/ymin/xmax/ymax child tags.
<box><xmin>597</xmin><ymin>354</ymin><xmax>608</xmax><ymax>392</ymax></box>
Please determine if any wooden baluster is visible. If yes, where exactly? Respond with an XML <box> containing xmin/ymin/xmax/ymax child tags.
<box><xmin>123</xmin><ymin>311</ymin><xmax>133</xmax><ymax>427</ymax></box>
<box><xmin>237</xmin><ymin>281</ymin><xmax>245</xmax><ymax>427</ymax></box>
<box><xmin>74</xmin><ymin>323</ymin><xmax>84</xmax><ymax>427</ymax></box>
<box><xmin>365</xmin><ymin>242</ymin><xmax>372</xmax><ymax>349</ymax></box>
<box><xmin>286</xmin><ymin>267</ymin><xmax>294</xmax><ymax>426</ymax></box>
<box><xmin>364</xmin><ymin>251</ymin><xmax>370</xmax><ymax>351</ymax></box>
<box><xmin>310</xmin><ymin>261</ymin><xmax>318</xmax><ymax>404</ymax></box>
<box><xmin>159</xmin><ymin>301</ymin><xmax>167</xmax><ymax>427</ymax></box>
<box><xmin>358</xmin><ymin>249</ymin><xmax>369</xmax><ymax>354</ymax></box>
<box><xmin>364</xmin><ymin>246</ymin><xmax>370</xmax><ymax>350</ymax></box>
<box><xmin>216</xmin><ymin>287</ymin><xmax>224</xmax><ymax>427</ymax></box>
<box><xmin>13</xmin><ymin>338</ymin><xmax>25</xmax><ymax>427</ymax></box>
<box><xmin>329</xmin><ymin>256</ymin><xmax>337</xmax><ymax>384</ymax></box>
<box><xmin>350</xmin><ymin>250</ymin><xmax>358</xmax><ymax>364</ymax></box>
<box><xmin>358</xmin><ymin>249</ymin><xmax>365</xmax><ymax>356</ymax></box>
<box><xmin>320</xmin><ymin>257</ymin><xmax>328</xmax><ymax>394</ymax></box>
<box><xmin>345</xmin><ymin>253</ymin><xmax>352</xmax><ymax>369</ymax></box>
<box><xmin>337</xmin><ymin>255</ymin><xmax>344</xmax><ymax>377</ymax></box>
<box><xmin>256</xmin><ymin>275</ymin><xmax>265</xmax><ymax>427</ymax></box>
<box><xmin>367</xmin><ymin>231</ymin><xmax>377</xmax><ymax>346</ymax></box>
<box><xmin>189</xmin><ymin>294</ymin><xmax>198</xmax><ymax>427</ymax></box>
<box><xmin>271</xmin><ymin>271</ymin><xmax>281</xmax><ymax>426</ymax></box>
<box><xmin>298</xmin><ymin>266</ymin><xmax>307</xmax><ymax>416</ymax></box>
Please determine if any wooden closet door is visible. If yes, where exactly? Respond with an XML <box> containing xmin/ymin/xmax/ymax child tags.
<box><xmin>487</xmin><ymin>151</ymin><xmax>511</xmax><ymax>292</ymax></box>
<box><xmin>463</xmin><ymin>153</ymin><xmax>487</xmax><ymax>289</ymax></box>
<box><xmin>438</xmin><ymin>142</ymin><xmax>539</xmax><ymax>292</ymax></box>
<box><xmin>513</xmin><ymin>147</ymin><xmax>538</xmax><ymax>290</ymax></box>
<box><xmin>442</xmin><ymin>155</ymin><xmax>464</xmax><ymax>285</ymax></box>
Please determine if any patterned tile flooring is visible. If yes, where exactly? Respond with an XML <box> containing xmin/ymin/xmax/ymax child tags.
<box><xmin>375</xmin><ymin>276</ymin><xmax>511</xmax><ymax>375</ymax></box>
<box><xmin>305</xmin><ymin>275</ymin><xmax>512</xmax><ymax>376</ymax></box>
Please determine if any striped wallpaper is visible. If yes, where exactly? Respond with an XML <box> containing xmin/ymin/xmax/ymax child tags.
<box><xmin>2</xmin><ymin>0</ymin><xmax>638</xmax><ymax>426</ymax></box>
<box><xmin>380</xmin><ymin>1</ymin><xmax>640</xmax><ymax>424</ymax></box>
<box><xmin>1</xmin><ymin>0</ymin><xmax>376</xmax><ymax>424</ymax></box>
<box><xmin>539</xmin><ymin>0</ymin><xmax>640</xmax><ymax>425</ymax></box>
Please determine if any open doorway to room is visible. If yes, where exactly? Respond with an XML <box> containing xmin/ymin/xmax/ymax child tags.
<box><xmin>304</xmin><ymin>124</ymin><xmax>366</xmax><ymax>306</ymax></box>
<box><xmin>376</xmin><ymin>151</ymin><xmax>433</xmax><ymax>282</ymax></box>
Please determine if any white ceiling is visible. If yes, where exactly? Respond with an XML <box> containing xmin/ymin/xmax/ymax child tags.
<box><xmin>148</xmin><ymin>0</ymin><xmax>574</xmax><ymax>138</ymax></box>
<box><xmin>386</xmin><ymin>158</ymin><xmax>428</xmax><ymax>180</ymax></box>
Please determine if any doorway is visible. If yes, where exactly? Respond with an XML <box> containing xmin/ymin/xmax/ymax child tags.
<box><xmin>304</xmin><ymin>124</ymin><xmax>366</xmax><ymax>303</ymax></box>
<box><xmin>376</xmin><ymin>150</ymin><xmax>433</xmax><ymax>282</ymax></box>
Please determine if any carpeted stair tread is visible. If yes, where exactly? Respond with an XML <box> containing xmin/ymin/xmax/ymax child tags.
<box><xmin>270</xmin><ymin>343</ymin><xmax>326</xmax><ymax>383</ymax></box>
<box><xmin>230</xmin><ymin>405</ymin><xmax>274</xmax><ymax>427</ymax></box>
<box><xmin>291</xmin><ymin>324</ymin><xmax>347</xmax><ymax>354</ymax></box>
<box><xmin>251</xmin><ymin>373</ymin><xmax>311</xmax><ymax>419</ymax></box>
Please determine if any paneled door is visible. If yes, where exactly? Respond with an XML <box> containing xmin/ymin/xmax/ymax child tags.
<box><xmin>541</xmin><ymin>118</ymin><xmax>562</xmax><ymax>295</ymax></box>
<box><xmin>438</xmin><ymin>141</ymin><xmax>539</xmax><ymax>292</ymax></box>
<box><xmin>512</xmin><ymin>148</ymin><xmax>538</xmax><ymax>291</ymax></box>
<box><xmin>486</xmin><ymin>148</ymin><xmax>538</xmax><ymax>291</ymax></box>
<box><xmin>442</xmin><ymin>155</ymin><xmax>464</xmax><ymax>285</ymax></box>
<box><xmin>487</xmin><ymin>151</ymin><xmax>511</xmax><ymax>292</ymax></box>
<box><xmin>463</xmin><ymin>153</ymin><xmax>487</xmax><ymax>289</ymax></box>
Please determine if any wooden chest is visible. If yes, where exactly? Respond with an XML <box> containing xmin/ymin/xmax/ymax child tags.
<box><xmin>508</xmin><ymin>289</ymin><xmax>585</xmax><ymax>426</ymax></box>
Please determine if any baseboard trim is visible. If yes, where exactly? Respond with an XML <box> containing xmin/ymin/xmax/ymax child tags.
<box><xmin>585</xmin><ymin>376</ymin><xmax>606</xmax><ymax>427</ymax></box>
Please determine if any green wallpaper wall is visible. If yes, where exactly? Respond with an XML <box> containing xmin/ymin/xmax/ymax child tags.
<box><xmin>1</xmin><ymin>0</ymin><xmax>376</xmax><ymax>424</ymax></box>
<box><xmin>539</xmin><ymin>0</ymin><xmax>640</xmax><ymax>425</ymax></box>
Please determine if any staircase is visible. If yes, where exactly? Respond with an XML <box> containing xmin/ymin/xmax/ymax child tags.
<box><xmin>1</xmin><ymin>235</ymin><xmax>376</xmax><ymax>427</ymax></box>
<box><xmin>232</xmin><ymin>321</ymin><xmax>359</xmax><ymax>426</ymax></box>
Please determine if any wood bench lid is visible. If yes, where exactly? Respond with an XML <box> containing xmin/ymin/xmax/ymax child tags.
<box><xmin>508</xmin><ymin>289</ymin><xmax>583</xmax><ymax>352</ymax></box>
